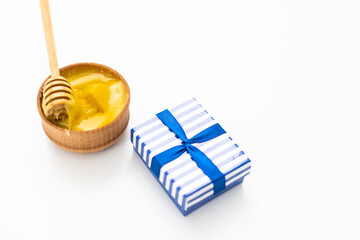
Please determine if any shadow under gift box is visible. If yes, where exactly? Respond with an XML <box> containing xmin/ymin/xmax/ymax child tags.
<box><xmin>130</xmin><ymin>98</ymin><xmax>251</xmax><ymax>216</ymax></box>
<box><xmin>37</xmin><ymin>62</ymin><xmax>130</xmax><ymax>153</ymax></box>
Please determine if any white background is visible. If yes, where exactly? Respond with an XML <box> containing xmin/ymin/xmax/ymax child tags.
<box><xmin>0</xmin><ymin>0</ymin><xmax>359</xmax><ymax>239</ymax></box>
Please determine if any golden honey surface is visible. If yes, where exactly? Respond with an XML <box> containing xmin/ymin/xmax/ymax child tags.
<box><xmin>48</xmin><ymin>69</ymin><xmax>127</xmax><ymax>131</ymax></box>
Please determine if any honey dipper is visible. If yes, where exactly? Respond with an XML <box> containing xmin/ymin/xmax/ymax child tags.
<box><xmin>40</xmin><ymin>0</ymin><xmax>74</xmax><ymax>121</ymax></box>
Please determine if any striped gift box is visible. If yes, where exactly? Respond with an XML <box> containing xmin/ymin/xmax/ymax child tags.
<box><xmin>130</xmin><ymin>98</ymin><xmax>251</xmax><ymax>216</ymax></box>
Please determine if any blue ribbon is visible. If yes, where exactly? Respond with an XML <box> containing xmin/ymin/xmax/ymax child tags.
<box><xmin>150</xmin><ymin>109</ymin><xmax>226</xmax><ymax>194</ymax></box>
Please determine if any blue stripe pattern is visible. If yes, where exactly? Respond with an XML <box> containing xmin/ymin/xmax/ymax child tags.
<box><xmin>130</xmin><ymin>98</ymin><xmax>251</xmax><ymax>216</ymax></box>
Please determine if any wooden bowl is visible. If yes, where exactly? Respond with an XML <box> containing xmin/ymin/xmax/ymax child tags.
<box><xmin>37</xmin><ymin>62</ymin><xmax>130</xmax><ymax>153</ymax></box>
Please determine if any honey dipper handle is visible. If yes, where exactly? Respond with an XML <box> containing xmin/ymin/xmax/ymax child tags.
<box><xmin>40</xmin><ymin>0</ymin><xmax>60</xmax><ymax>78</ymax></box>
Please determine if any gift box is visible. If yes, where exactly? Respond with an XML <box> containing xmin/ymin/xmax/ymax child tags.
<box><xmin>130</xmin><ymin>98</ymin><xmax>251</xmax><ymax>216</ymax></box>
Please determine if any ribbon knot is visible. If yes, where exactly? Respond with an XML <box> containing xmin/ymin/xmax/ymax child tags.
<box><xmin>183</xmin><ymin>141</ymin><xmax>191</xmax><ymax>148</ymax></box>
<box><xmin>150</xmin><ymin>109</ymin><xmax>227</xmax><ymax>194</ymax></box>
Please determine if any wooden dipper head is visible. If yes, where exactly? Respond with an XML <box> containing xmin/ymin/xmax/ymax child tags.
<box><xmin>42</xmin><ymin>76</ymin><xmax>74</xmax><ymax>121</ymax></box>
<box><xmin>40</xmin><ymin>0</ymin><xmax>73</xmax><ymax>122</ymax></box>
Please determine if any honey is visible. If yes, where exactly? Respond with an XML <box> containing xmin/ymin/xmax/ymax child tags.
<box><xmin>46</xmin><ymin>69</ymin><xmax>127</xmax><ymax>131</ymax></box>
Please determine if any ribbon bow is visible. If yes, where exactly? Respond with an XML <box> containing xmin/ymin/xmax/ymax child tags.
<box><xmin>150</xmin><ymin>109</ymin><xmax>226</xmax><ymax>194</ymax></box>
